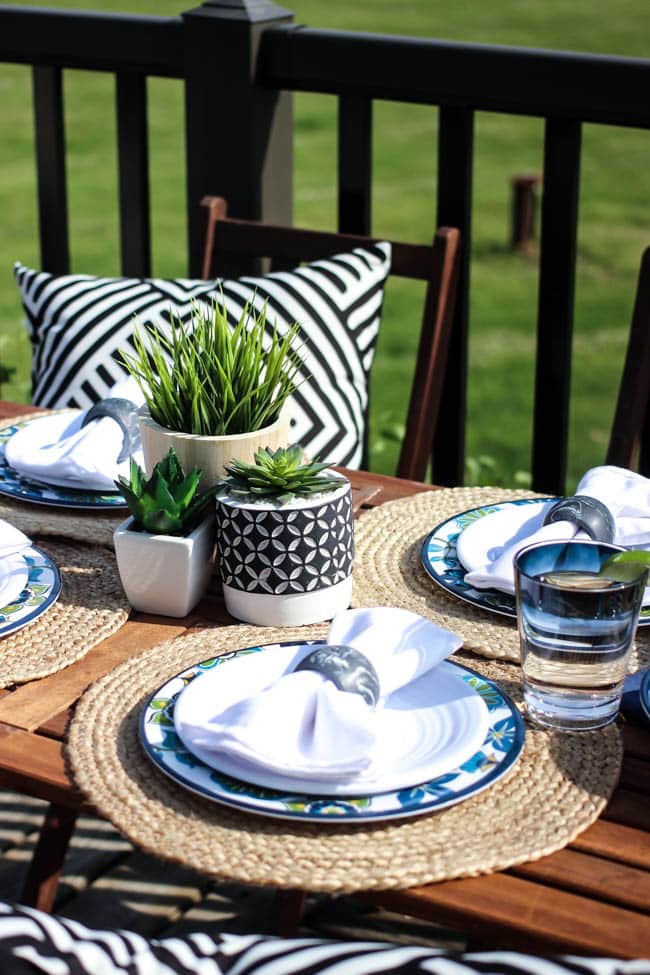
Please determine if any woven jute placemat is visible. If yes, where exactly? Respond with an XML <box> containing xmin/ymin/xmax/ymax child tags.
<box><xmin>67</xmin><ymin>624</ymin><xmax>622</xmax><ymax>894</ymax></box>
<box><xmin>0</xmin><ymin>412</ymin><xmax>124</xmax><ymax>550</ymax></box>
<box><xmin>352</xmin><ymin>486</ymin><xmax>650</xmax><ymax>669</ymax></box>
<box><xmin>0</xmin><ymin>539</ymin><xmax>129</xmax><ymax>687</ymax></box>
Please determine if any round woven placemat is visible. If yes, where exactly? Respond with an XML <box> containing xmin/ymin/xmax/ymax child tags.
<box><xmin>0</xmin><ymin>413</ymin><xmax>124</xmax><ymax>550</ymax></box>
<box><xmin>67</xmin><ymin>624</ymin><xmax>622</xmax><ymax>894</ymax></box>
<box><xmin>0</xmin><ymin>539</ymin><xmax>129</xmax><ymax>687</ymax></box>
<box><xmin>352</xmin><ymin>486</ymin><xmax>650</xmax><ymax>669</ymax></box>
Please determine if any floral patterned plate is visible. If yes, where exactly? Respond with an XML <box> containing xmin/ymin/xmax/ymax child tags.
<box><xmin>0</xmin><ymin>546</ymin><xmax>62</xmax><ymax>639</ymax></box>
<box><xmin>139</xmin><ymin>642</ymin><xmax>524</xmax><ymax>823</ymax></box>
<box><xmin>421</xmin><ymin>498</ymin><xmax>650</xmax><ymax>627</ymax></box>
<box><xmin>0</xmin><ymin>417</ymin><xmax>127</xmax><ymax>509</ymax></box>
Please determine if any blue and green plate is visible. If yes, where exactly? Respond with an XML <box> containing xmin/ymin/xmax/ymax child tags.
<box><xmin>0</xmin><ymin>416</ymin><xmax>126</xmax><ymax>509</ymax></box>
<box><xmin>0</xmin><ymin>546</ymin><xmax>62</xmax><ymax>639</ymax></box>
<box><xmin>139</xmin><ymin>641</ymin><xmax>524</xmax><ymax>823</ymax></box>
<box><xmin>421</xmin><ymin>498</ymin><xmax>650</xmax><ymax>626</ymax></box>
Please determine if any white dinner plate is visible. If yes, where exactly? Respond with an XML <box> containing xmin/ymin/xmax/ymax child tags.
<box><xmin>0</xmin><ymin>553</ymin><xmax>29</xmax><ymax>611</ymax></box>
<box><xmin>173</xmin><ymin>641</ymin><xmax>490</xmax><ymax>796</ymax></box>
<box><xmin>140</xmin><ymin>641</ymin><xmax>525</xmax><ymax>823</ymax></box>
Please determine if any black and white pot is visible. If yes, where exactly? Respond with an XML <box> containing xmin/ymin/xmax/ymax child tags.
<box><xmin>215</xmin><ymin>474</ymin><xmax>354</xmax><ymax>626</ymax></box>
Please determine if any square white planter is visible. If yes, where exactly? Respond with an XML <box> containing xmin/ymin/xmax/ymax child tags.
<box><xmin>114</xmin><ymin>514</ymin><xmax>216</xmax><ymax>617</ymax></box>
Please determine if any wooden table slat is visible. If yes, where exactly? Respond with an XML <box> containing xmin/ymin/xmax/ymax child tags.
<box><xmin>571</xmin><ymin>817</ymin><xmax>650</xmax><ymax>871</ymax></box>
<box><xmin>619</xmin><ymin>754</ymin><xmax>650</xmax><ymax>795</ymax></box>
<box><xmin>0</xmin><ymin>725</ymin><xmax>86</xmax><ymax>808</ymax></box>
<box><xmin>0</xmin><ymin>619</ymin><xmax>191</xmax><ymax>732</ymax></box>
<box><xmin>604</xmin><ymin>788</ymin><xmax>650</xmax><ymax>833</ymax></box>
<box><xmin>510</xmin><ymin>846</ymin><xmax>650</xmax><ymax>913</ymax></box>
<box><xmin>363</xmin><ymin>872</ymin><xmax>650</xmax><ymax>958</ymax></box>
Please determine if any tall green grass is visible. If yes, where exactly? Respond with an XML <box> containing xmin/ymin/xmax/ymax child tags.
<box><xmin>1</xmin><ymin>0</ymin><xmax>648</xmax><ymax>489</ymax></box>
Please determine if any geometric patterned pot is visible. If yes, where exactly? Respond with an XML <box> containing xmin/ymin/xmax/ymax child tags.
<box><xmin>215</xmin><ymin>475</ymin><xmax>354</xmax><ymax>625</ymax></box>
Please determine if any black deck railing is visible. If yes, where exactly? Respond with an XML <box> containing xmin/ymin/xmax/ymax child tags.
<box><xmin>0</xmin><ymin>1</ymin><xmax>648</xmax><ymax>491</ymax></box>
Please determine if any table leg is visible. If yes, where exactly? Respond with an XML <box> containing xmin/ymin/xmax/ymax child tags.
<box><xmin>270</xmin><ymin>889</ymin><xmax>307</xmax><ymax>935</ymax></box>
<box><xmin>19</xmin><ymin>802</ymin><xmax>78</xmax><ymax>913</ymax></box>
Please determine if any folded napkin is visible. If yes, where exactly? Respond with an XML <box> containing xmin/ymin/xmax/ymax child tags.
<box><xmin>0</xmin><ymin>519</ymin><xmax>30</xmax><ymax>561</ymax></box>
<box><xmin>462</xmin><ymin>465</ymin><xmax>650</xmax><ymax>595</ymax></box>
<box><xmin>176</xmin><ymin>607</ymin><xmax>463</xmax><ymax>784</ymax></box>
<box><xmin>5</xmin><ymin>377</ymin><xmax>144</xmax><ymax>492</ymax></box>
<box><xmin>0</xmin><ymin>519</ymin><xmax>31</xmax><ymax>608</ymax></box>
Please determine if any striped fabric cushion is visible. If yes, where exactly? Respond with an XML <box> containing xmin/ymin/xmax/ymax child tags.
<box><xmin>0</xmin><ymin>902</ymin><xmax>642</xmax><ymax>975</ymax></box>
<box><xmin>13</xmin><ymin>243</ymin><xmax>391</xmax><ymax>469</ymax></box>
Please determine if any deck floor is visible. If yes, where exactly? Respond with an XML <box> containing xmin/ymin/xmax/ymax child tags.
<box><xmin>0</xmin><ymin>789</ymin><xmax>467</xmax><ymax>948</ymax></box>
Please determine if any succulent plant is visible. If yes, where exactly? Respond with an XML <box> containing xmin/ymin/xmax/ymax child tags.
<box><xmin>222</xmin><ymin>445</ymin><xmax>343</xmax><ymax>502</ymax></box>
<box><xmin>116</xmin><ymin>448</ymin><xmax>218</xmax><ymax>535</ymax></box>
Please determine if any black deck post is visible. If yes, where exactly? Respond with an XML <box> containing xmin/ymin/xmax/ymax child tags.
<box><xmin>434</xmin><ymin>105</ymin><xmax>474</xmax><ymax>486</ymax></box>
<box><xmin>182</xmin><ymin>0</ymin><xmax>294</xmax><ymax>278</ymax></box>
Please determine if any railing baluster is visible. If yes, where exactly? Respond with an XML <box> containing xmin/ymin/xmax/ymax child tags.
<box><xmin>532</xmin><ymin>118</ymin><xmax>582</xmax><ymax>495</ymax></box>
<box><xmin>337</xmin><ymin>94</ymin><xmax>372</xmax><ymax>235</ymax></box>
<box><xmin>434</xmin><ymin>105</ymin><xmax>474</xmax><ymax>486</ymax></box>
<box><xmin>116</xmin><ymin>72</ymin><xmax>151</xmax><ymax>277</ymax></box>
<box><xmin>641</xmin><ymin>416</ymin><xmax>650</xmax><ymax>477</ymax></box>
<box><xmin>32</xmin><ymin>65</ymin><xmax>69</xmax><ymax>274</ymax></box>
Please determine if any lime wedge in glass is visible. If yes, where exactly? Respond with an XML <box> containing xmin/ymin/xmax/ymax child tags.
<box><xmin>600</xmin><ymin>550</ymin><xmax>650</xmax><ymax>583</ymax></box>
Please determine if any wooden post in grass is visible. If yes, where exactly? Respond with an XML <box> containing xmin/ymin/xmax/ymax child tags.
<box><xmin>510</xmin><ymin>173</ymin><xmax>542</xmax><ymax>252</ymax></box>
<box><xmin>183</xmin><ymin>0</ymin><xmax>294</xmax><ymax>278</ymax></box>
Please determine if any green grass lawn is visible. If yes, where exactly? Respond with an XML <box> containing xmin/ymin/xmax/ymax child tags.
<box><xmin>1</xmin><ymin>0</ymin><xmax>648</xmax><ymax>489</ymax></box>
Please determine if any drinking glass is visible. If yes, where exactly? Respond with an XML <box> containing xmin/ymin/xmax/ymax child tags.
<box><xmin>514</xmin><ymin>540</ymin><xmax>647</xmax><ymax>730</ymax></box>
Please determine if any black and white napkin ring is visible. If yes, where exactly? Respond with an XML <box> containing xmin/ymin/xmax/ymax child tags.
<box><xmin>294</xmin><ymin>645</ymin><xmax>381</xmax><ymax>709</ymax></box>
<box><xmin>542</xmin><ymin>494</ymin><xmax>615</xmax><ymax>543</ymax></box>
<box><xmin>81</xmin><ymin>398</ymin><xmax>142</xmax><ymax>463</ymax></box>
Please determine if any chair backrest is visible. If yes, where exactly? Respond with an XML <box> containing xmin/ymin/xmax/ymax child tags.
<box><xmin>606</xmin><ymin>246</ymin><xmax>650</xmax><ymax>473</ymax></box>
<box><xmin>200</xmin><ymin>195</ymin><xmax>461</xmax><ymax>482</ymax></box>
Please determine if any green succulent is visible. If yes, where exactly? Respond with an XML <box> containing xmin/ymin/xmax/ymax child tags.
<box><xmin>222</xmin><ymin>445</ymin><xmax>343</xmax><ymax>502</ymax></box>
<box><xmin>116</xmin><ymin>448</ymin><xmax>218</xmax><ymax>535</ymax></box>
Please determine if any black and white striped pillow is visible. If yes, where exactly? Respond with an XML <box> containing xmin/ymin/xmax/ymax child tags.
<box><xmin>13</xmin><ymin>243</ymin><xmax>391</xmax><ymax>469</ymax></box>
<box><xmin>0</xmin><ymin>901</ymin><xmax>643</xmax><ymax>975</ymax></box>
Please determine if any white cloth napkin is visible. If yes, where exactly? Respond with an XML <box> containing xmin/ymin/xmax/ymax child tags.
<box><xmin>5</xmin><ymin>378</ymin><xmax>144</xmax><ymax>492</ymax></box>
<box><xmin>462</xmin><ymin>465</ymin><xmax>650</xmax><ymax>595</ymax></box>
<box><xmin>0</xmin><ymin>519</ymin><xmax>31</xmax><ymax>609</ymax></box>
<box><xmin>0</xmin><ymin>519</ymin><xmax>30</xmax><ymax>561</ymax></box>
<box><xmin>176</xmin><ymin>607</ymin><xmax>463</xmax><ymax>783</ymax></box>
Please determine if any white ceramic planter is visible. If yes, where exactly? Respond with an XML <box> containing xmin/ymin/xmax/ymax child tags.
<box><xmin>215</xmin><ymin>475</ymin><xmax>354</xmax><ymax>626</ymax></box>
<box><xmin>113</xmin><ymin>514</ymin><xmax>216</xmax><ymax>617</ymax></box>
<box><xmin>138</xmin><ymin>408</ymin><xmax>290</xmax><ymax>490</ymax></box>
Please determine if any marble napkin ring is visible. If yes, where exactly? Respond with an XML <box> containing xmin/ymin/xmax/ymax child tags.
<box><xmin>81</xmin><ymin>398</ymin><xmax>142</xmax><ymax>463</ymax></box>
<box><xmin>542</xmin><ymin>494</ymin><xmax>615</xmax><ymax>543</ymax></box>
<box><xmin>294</xmin><ymin>644</ymin><xmax>381</xmax><ymax>709</ymax></box>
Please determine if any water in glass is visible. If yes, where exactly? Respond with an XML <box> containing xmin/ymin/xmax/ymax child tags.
<box><xmin>515</xmin><ymin>543</ymin><xmax>645</xmax><ymax>731</ymax></box>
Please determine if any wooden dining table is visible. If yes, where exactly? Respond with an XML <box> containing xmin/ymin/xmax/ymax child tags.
<box><xmin>0</xmin><ymin>399</ymin><xmax>648</xmax><ymax>959</ymax></box>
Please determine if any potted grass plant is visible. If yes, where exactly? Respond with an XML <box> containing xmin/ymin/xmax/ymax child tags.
<box><xmin>113</xmin><ymin>448</ymin><xmax>219</xmax><ymax>617</ymax></box>
<box><xmin>120</xmin><ymin>295</ymin><xmax>302</xmax><ymax>489</ymax></box>
<box><xmin>215</xmin><ymin>445</ymin><xmax>354</xmax><ymax>626</ymax></box>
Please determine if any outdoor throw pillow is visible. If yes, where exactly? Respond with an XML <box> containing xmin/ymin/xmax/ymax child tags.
<box><xmin>13</xmin><ymin>242</ymin><xmax>391</xmax><ymax>469</ymax></box>
<box><xmin>0</xmin><ymin>901</ymin><xmax>643</xmax><ymax>975</ymax></box>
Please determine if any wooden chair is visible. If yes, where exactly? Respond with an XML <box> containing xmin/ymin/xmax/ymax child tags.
<box><xmin>606</xmin><ymin>245</ymin><xmax>650</xmax><ymax>473</ymax></box>
<box><xmin>200</xmin><ymin>196</ymin><xmax>461</xmax><ymax>482</ymax></box>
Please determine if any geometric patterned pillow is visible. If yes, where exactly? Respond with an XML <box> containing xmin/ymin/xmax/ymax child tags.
<box><xmin>13</xmin><ymin>242</ymin><xmax>391</xmax><ymax>469</ymax></box>
<box><xmin>0</xmin><ymin>901</ymin><xmax>636</xmax><ymax>975</ymax></box>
